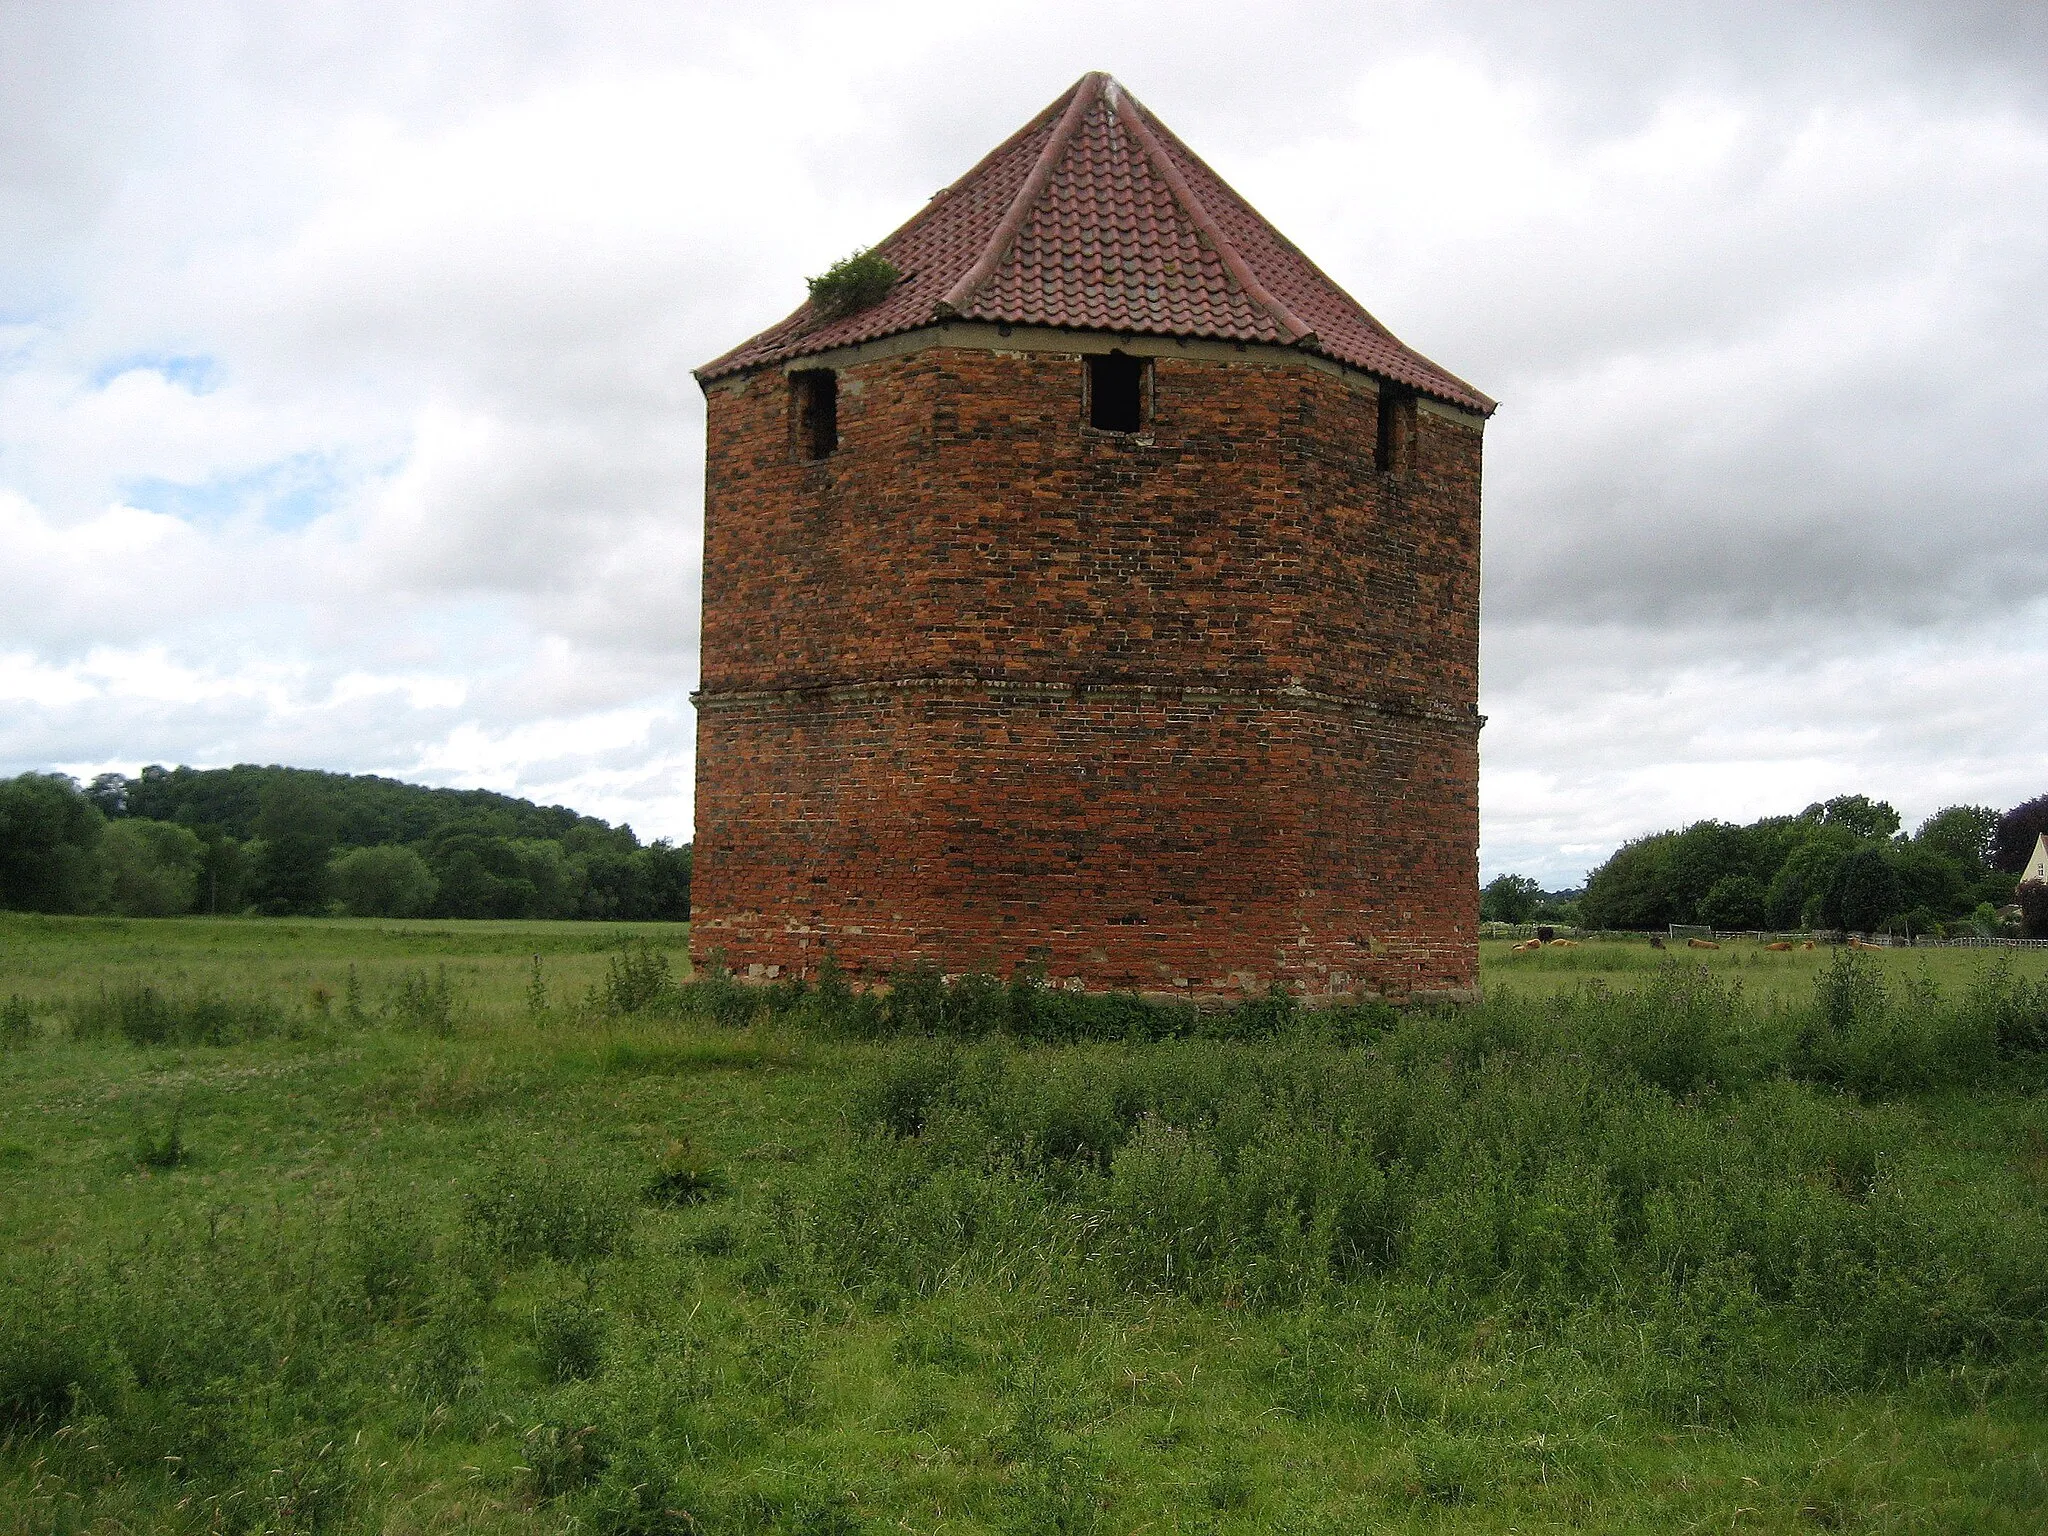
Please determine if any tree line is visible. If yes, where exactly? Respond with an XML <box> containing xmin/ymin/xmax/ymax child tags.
<box><xmin>0</xmin><ymin>764</ymin><xmax>690</xmax><ymax>920</ymax></box>
<box><xmin>1486</xmin><ymin>792</ymin><xmax>2048</xmax><ymax>937</ymax></box>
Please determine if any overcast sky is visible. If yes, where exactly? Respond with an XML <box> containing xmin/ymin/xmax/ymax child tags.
<box><xmin>4</xmin><ymin>0</ymin><xmax>2045</xmax><ymax>885</ymax></box>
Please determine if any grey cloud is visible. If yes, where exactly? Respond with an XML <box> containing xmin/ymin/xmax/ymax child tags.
<box><xmin>4</xmin><ymin>0</ymin><xmax>2046</xmax><ymax>869</ymax></box>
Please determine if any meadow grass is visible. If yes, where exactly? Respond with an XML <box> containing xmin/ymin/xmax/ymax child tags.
<box><xmin>1482</xmin><ymin>931</ymin><xmax>2048</xmax><ymax>1003</ymax></box>
<box><xmin>1</xmin><ymin>919</ymin><xmax>2046</xmax><ymax>1532</ymax></box>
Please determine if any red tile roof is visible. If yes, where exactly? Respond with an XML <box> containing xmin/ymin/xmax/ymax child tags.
<box><xmin>696</xmin><ymin>72</ymin><xmax>1493</xmax><ymax>415</ymax></box>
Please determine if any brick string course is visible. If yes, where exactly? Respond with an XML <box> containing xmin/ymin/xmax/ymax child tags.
<box><xmin>693</xmin><ymin>341</ymin><xmax>1483</xmax><ymax>1003</ymax></box>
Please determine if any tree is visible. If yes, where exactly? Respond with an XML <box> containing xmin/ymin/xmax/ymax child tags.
<box><xmin>1802</xmin><ymin>795</ymin><xmax>1901</xmax><ymax>841</ymax></box>
<box><xmin>1580</xmin><ymin>833</ymin><xmax>1679</xmax><ymax>930</ymax></box>
<box><xmin>1892</xmin><ymin>845</ymin><xmax>1970</xmax><ymax>921</ymax></box>
<box><xmin>643</xmin><ymin>840</ymin><xmax>693</xmax><ymax>920</ymax></box>
<box><xmin>579</xmin><ymin>846</ymin><xmax>651</xmax><ymax>920</ymax></box>
<box><xmin>1832</xmin><ymin>848</ymin><xmax>1904</xmax><ymax>933</ymax></box>
<box><xmin>1667</xmin><ymin>821</ymin><xmax>1758</xmax><ymax>923</ymax></box>
<box><xmin>1915</xmin><ymin>804</ymin><xmax>1998</xmax><ymax>875</ymax></box>
<box><xmin>329</xmin><ymin>844</ymin><xmax>439</xmax><ymax>917</ymax></box>
<box><xmin>84</xmin><ymin>772</ymin><xmax>130</xmax><ymax>819</ymax></box>
<box><xmin>1481</xmin><ymin>874</ymin><xmax>1542</xmax><ymax>923</ymax></box>
<box><xmin>99</xmin><ymin>818</ymin><xmax>204</xmax><ymax>916</ymax></box>
<box><xmin>1696</xmin><ymin>875</ymin><xmax>1766</xmax><ymax>931</ymax></box>
<box><xmin>2018</xmin><ymin>882</ymin><xmax>2048</xmax><ymax>941</ymax></box>
<box><xmin>252</xmin><ymin>777</ymin><xmax>339</xmax><ymax>914</ymax></box>
<box><xmin>194</xmin><ymin>831</ymin><xmax>250</xmax><ymax>915</ymax></box>
<box><xmin>1993</xmin><ymin>795</ymin><xmax>2048</xmax><ymax>874</ymax></box>
<box><xmin>0</xmin><ymin>773</ymin><xmax>106</xmax><ymax>912</ymax></box>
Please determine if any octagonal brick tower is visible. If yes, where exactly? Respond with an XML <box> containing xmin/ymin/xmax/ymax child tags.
<box><xmin>691</xmin><ymin>72</ymin><xmax>1493</xmax><ymax>1003</ymax></box>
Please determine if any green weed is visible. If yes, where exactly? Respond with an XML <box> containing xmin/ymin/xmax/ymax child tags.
<box><xmin>3</xmin><ymin>918</ymin><xmax>2047</xmax><ymax>1532</ymax></box>
<box><xmin>0</xmin><ymin>995</ymin><xmax>33</xmax><ymax>1049</ymax></box>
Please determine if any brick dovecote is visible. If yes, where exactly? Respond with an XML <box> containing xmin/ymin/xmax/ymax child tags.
<box><xmin>692</xmin><ymin>333</ymin><xmax>1484</xmax><ymax>1002</ymax></box>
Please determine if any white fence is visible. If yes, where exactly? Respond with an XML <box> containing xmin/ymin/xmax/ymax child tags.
<box><xmin>1685</xmin><ymin>929</ymin><xmax>2048</xmax><ymax>950</ymax></box>
<box><xmin>1490</xmin><ymin>925</ymin><xmax>2048</xmax><ymax>950</ymax></box>
<box><xmin>1480</xmin><ymin>924</ymin><xmax>2048</xmax><ymax>950</ymax></box>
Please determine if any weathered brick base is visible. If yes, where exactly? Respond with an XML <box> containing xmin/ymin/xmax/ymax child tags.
<box><xmin>691</xmin><ymin>332</ymin><xmax>1484</xmax><ymax>1001</ymax></box>
<box><xmin>691</xmin><ymin>680</ymin><xmax>1477</xmax><ymax>1002</ymax></box>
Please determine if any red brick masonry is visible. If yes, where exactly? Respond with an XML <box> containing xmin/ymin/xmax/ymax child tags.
<box><xmin>692</xmin><ymin>335</ymin><xmax>1483</xmax><ymax>1002</ymax></box>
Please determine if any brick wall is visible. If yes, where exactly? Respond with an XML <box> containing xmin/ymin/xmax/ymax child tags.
<box><xmin>694</xmin><ymin>338</ymin><xmax>1483</xmax><ymax>1001</ymax></box>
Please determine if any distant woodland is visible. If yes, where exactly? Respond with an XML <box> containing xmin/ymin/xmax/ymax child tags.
<box><xmin>1486</xmin><ymin>793</ymin><xmax>2048</xmax><ymax>938</ymax></box>
<box><xmin>0</xmin><ymin>765</ymin><xmax>690</xmax><ymax>920</ymax></box>
<box><xmin>7</xmin><ymin>764</ymin><xmax>2044</xmax><ymax>937</ymax></box>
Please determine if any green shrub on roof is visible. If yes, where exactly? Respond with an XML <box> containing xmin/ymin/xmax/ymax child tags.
<box><xmin>806</xmin><ymin>248</ymin><xmax>899</xmax><ymax>322</ymax></box>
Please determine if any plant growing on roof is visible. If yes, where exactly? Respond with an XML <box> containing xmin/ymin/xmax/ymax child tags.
<box><xmin>806</xmin><ymin>247</ymin><xmax>899</xmax><ymax>322</ymax></box>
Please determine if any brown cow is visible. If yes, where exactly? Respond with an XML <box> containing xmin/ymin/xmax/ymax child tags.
<box><xmin>1687</xmin><ymin>937</ymin><xmax>1720</xmax><ymax>950</ymax></box>
<box><xmin>1766</xmin><ymin>942</ymin><xmax>1794</xmax><ymax>952</ymax></box>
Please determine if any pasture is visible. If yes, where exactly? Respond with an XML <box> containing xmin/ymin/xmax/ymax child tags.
<box><xmin>3</xmin><ymin>916</ymin><xmax>2047</xmax><ymax>1533</ymax></box>
<box><xmin>1483</xmin><ymin>932</ymin><xmax>2048</xmax><ymax>1004</ymax></box>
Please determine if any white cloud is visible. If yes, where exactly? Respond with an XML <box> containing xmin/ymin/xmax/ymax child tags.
<box><xmin>2</xmin><ymin>0</ymin><xmax>2044</xmax><ymax>863</ymax></box>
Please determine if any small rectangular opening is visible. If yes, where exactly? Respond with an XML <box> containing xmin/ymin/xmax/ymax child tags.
<box><xmin>1375</xmin><ymin>383</ymin><xmax>1415</xmax><ymax>473</ymax></box>
<box><xmin>793</xmin><ymin>369</ymin><xmax>837</xmax><ymax>460</ymax></box>
<box><xmin>1087</xmin><ymin>352</ymin><xmax>1145</xmax><ymax>433</ymax></box>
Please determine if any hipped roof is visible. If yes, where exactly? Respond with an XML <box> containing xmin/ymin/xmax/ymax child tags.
<box><xmin>695</xmin><ymin>72</ymin><xmax>1493</xmax><ymax>415</ymax></box>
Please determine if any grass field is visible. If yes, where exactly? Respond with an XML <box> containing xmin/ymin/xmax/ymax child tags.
<box><xmin>4</xmin><ymin>916</ymin><xmax>2048</xmax><ymax>1533</ymax></box>
<box><xmin>1482</xmin><ymin>933</ymin><xmax>2048</xmax><ymax>1004</ymax></box>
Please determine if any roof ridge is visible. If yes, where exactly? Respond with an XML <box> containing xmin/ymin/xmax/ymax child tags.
<box><xmin>693</xmin><ymin>71</ymin><xmax>1493</xmax><ymax>414</ymax></box>
<box><xmin>936</xmin><ymin>73</ymin><xmax>1105</xmax><ymax>320</ymax></box>
<box><xmin>1130</xmin><ymin>99</ymin><xmax>1386</xmax><ymax>343</ymax></box>
<box><xmin>1107</xmin><ymin>81</ymin><xmax>1315</xmax><ymax>349</ymax></box>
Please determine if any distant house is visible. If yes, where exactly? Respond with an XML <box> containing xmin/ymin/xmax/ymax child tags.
<box><xmin>2023</xmin><ymin>832</ymin><xmax>2048</xmax><ymax>885</ymax></box>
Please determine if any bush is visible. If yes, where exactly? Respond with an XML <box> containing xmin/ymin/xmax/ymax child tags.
<box><xmin>594</xmin><ymin>940</ymin><xmax>676</xmax><ymax>1017</ymax></box>
<box><xmin>463</xmin><ymin>1146</ymin><xmax>634</xmax><ymax>1266</ymax></box>
<box><xmin>2018</xmin><ymin>880</ymin><xmax>2048</xmax><ymax>941</ymax></box>
<box><xmin>0</xmin><ymin>1256</ymin><xmax>130</xmax><ymax>1430</ymax></box>
<box><xmin>342</xmin><ymin>1196</ymin><xmax>435</xmax><ymax>1321</ymax></box>
<box><xmin>806</xmin><ymin>247</ymin><xmax>899</xmax><ymax>321</ymax></box>
<box><xmin>130</xmin><ymin>1101</ymin><xmax>189</xmax><ymax>1169</ymax></box>
<box><xmin>521</xmin><ymin>1407</ymin><xmax>610</xmax><ymax>1500</ymax></box>
<box><xmin>328</xmin><ymin>843</ymin><xmax>438</xmax><ymax>918</ymax></box>
<box><xmin>71</xmin><ymin>983</ymin><xmax>286</xmax><ymax>1047</ymax></box>
<box><xmin>98</xmin><ymin>817</ymin><xmax>204</xmax><ymax>916</ymax></box>
<box><xmin>389</xmin><ymin>966</ymin><xmax>457</xmax><ymax>1034</ymax></box>
<box><xmin>0</xmin><ymin>994</ymin><xmax>33</xmax><ymax>1049</ymax></box>
<box><xmin>643</xmin><ymin>1137</ymin><xmax>728</xmax><ymax>1206</ymax></box>
<box><xmin>535</xmin><ymin>1293</ymin><xmax>607</xmax><ymax>1383</ymax></box>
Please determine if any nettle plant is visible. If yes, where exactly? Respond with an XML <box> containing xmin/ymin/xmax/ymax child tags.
<box><xmin>806</xmin><ymin>248</ymin><xmax>899</xmax><ymax>321</ymax></box>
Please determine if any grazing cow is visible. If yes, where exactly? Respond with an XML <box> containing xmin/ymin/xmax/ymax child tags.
<box><xmin>1687</xmin><ymin>937</ymin><xmax>1720</xmax><ymax>950</ymax></box>
<box><xmin>1766</xmin><ymin>942</ymin><xmax>1794</xmax><ymax>952</ymax></box>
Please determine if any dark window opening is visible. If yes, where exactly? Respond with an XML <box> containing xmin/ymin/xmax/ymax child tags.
<box><xmin>794</xmin><ymin>369</ymin><xmax>838</xmax><ymax>460</ymax></box>
<box><xmin>1375</xmin><ymin>383</ymin><xmax>1415</xmax><ymax>473</ymax></box>
<box><xmin>1087</xmin><ymin>352</ymin><xmax>1145</xmax><ymax>432</ymax></box>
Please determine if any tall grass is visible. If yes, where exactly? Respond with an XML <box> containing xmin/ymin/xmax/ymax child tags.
<box><xmin>0</xmin><ymin>1140</ymin><xmax>644</xmax><ymax>1526</ymax></box>
<box><xmin>7</xmin><ymin>939</ymin><xmax>2048</xmax><ymax>1529</ymax></box>
<box><xmin>727</xmin><ymin>956</ymin><xmax>2048</xmax><ymax>1409</ymax></box>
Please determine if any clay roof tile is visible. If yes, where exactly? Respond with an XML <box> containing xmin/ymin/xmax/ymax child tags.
<box><xmin>695</xmin><ymin>72</ymin><xmax>1493</xmax><ymax>415</ymax></box>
